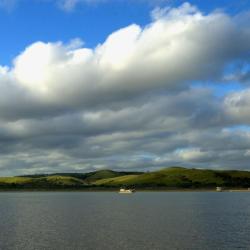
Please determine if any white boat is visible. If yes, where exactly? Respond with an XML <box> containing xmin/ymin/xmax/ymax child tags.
<box><xmin>119</xmin><ymin>188</ymin><xmax>135</xmax><ymax>194</ymax></box>
<box><xmin>216</xmin><ymin>187</ymin><xmax>223</xmax><ymax>192</ymax></box>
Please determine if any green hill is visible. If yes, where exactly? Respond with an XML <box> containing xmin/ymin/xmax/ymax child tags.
<box><xmin>0</xmin><ymin>175</ymin><xmax>86</xmax><ymax>189</ymax></box>
<box><xmin>1</xmin><ymin>167</ymin><xmax>250</xmax><ymax>190</ymax></box>
<box><xmin>83</xmin><ymin>170</ymin><xmax>142</xmax><ymax>183</ymax></box>
<box><xmin>18</xmin><ymin>169</ymin><xmax>141</xmax><ymax>183</ymax></box>
<box><xmin>94</xmin><ymin>167</ymin><xmax>250</xmax><ymax>188</ymax></box>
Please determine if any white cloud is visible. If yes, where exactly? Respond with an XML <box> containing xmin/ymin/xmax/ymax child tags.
<box><xmin>0</xmin><ymin>66</ymin><xmax>8</xmax><ymax>75</ymax></box>
<box><xmin>224</xmin><ymin>89</ymin><xmax>250</xmax><ymax>123</ymax></box>
<box><xmin>1</xmin><ymin>3</ymin><xmax>250</xmax><ymax>174</ymax></box>
<box><xmin>3</xmin><ymin>2</ymin><xmax>248</xmax><ymax>109</ymax></box>
<box><xmin>175</xmin><ymin>148</ymin><xmax>211</xmax><ymax>161</ymax></box>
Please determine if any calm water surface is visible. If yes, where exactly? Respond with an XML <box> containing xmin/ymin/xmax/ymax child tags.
<box><xmin>0</xmin><ymin>192</ymin><xmax>249</xmax><ymax>250</ymax></box>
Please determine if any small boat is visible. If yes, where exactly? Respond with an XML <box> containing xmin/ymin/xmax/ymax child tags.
<box><xmin>119</xmin><ymin>188</ymin><xmax>135</xmax><ymax>194</ymax></box>
<box><xmin>216</xmin><ymin>187</ymin><xmax>223</xmax><ymax>192</ymax></box>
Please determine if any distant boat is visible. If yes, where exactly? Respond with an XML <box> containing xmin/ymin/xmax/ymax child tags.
<box><xmin>119</xmin><ymin>188</ymin><xmax>135</xmax><ymax>194</ymax></box>
<box><xmin>216</xmin><ymin>187</ymin><xmax>223</xmax><ymax>192</ymax></box>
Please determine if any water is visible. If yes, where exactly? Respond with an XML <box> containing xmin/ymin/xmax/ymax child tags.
<box><xmin>0</xmin><ymin>192</ymin><xmax>249</xmax><ymax>250</ymax></box>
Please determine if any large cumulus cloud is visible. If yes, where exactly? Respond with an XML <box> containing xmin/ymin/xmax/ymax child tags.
<box><xmin>1</xmin><ymin>3</ymin><xmax>250</xmax><ymax>175</ymax></box>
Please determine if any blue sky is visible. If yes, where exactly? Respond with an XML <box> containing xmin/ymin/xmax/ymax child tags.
<box><xmin>0</xmin><ymin>0</ymin><xmax>249</xmax><ymax>66</ymax></box>
<box><xmin>1</xmin><ymin>0</ymin><xmax>250</xmax><ymax>175</ymax></box>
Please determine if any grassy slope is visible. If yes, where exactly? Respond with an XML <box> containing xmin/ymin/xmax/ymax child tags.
<box><xmin>94</xmin><ymin>167</ymin><xmax>250</xmax><ymax>188</ymax></box>
<box><xmin>84</xmin><ymin>170</ymin><xmax>131</xmax><ymax>183</ymax></box>
<box><xmin>19</xmin><ymin>170</ymin><xmax>141</xmax><ymax>182</ymax></box>
<box><xmin>0</xmin><ymin>177</ymin><xmax>34</xmax><ymax>184</ymax></box>
<box><xmin>0</xmin><ymin>175</ymin><xmax>86</xmax><ymax>188</ymax></box>
<box><xmin>0</xmin><ymin>170</ymin><xmax>141</xmax><ymax>189</ymax></box>
<box><xmin>1</xmin><ymin>167</ymin><xmax>250</xmax><ymax>189</ymax></box>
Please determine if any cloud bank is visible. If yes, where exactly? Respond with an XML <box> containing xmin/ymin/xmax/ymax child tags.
<box><xmin>1</xmin><ymin>3</ymin><xmax>250</xmax><ymax>175</ymax></box>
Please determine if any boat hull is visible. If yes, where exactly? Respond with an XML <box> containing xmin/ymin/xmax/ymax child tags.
<box><xmin>119</xmin><ymin>189</ymin><xmax>135</xmax><ymax>194</ymax></box>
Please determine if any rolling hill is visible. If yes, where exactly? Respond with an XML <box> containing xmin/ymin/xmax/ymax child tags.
<box><xmin>95</xmin><ymin>167</ymin><xmax>250</xmax><ymax>188</ymax></box>
<box><xmin>0</xmin><ymin>175</ymin><xmax>86</xmax><ymax>189</ymax></box>
<box><xmin>1</xmin><ymin>167</ymin><xmax>250</xmax><ymax>190</ymax></box>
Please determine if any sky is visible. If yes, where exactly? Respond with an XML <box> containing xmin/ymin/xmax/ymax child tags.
<box><xmin>0</xmin><ymin>0</ymin><xmax>250</xmax><ymax>175</ymax></box>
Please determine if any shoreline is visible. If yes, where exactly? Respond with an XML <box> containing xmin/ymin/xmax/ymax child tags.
<box><xmin>0</xmin><ymin>188</ymin><xmax>249</xmax><ymax>192</ymax></box>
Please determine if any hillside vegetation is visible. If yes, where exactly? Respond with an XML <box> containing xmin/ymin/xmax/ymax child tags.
<box><xmin>95</xmin><ymin>167</ymin><xmax>250</xmax><ymax>188</ymax></box>
<box><xmin>1</xmin><ymin>167</ymin><xmax>250</xmax><ymax>190</ymax></box>
<box><xmin>0</xmin><ymin>175</ymin><xmax>86</xmax><ymax>189</ymax></box>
